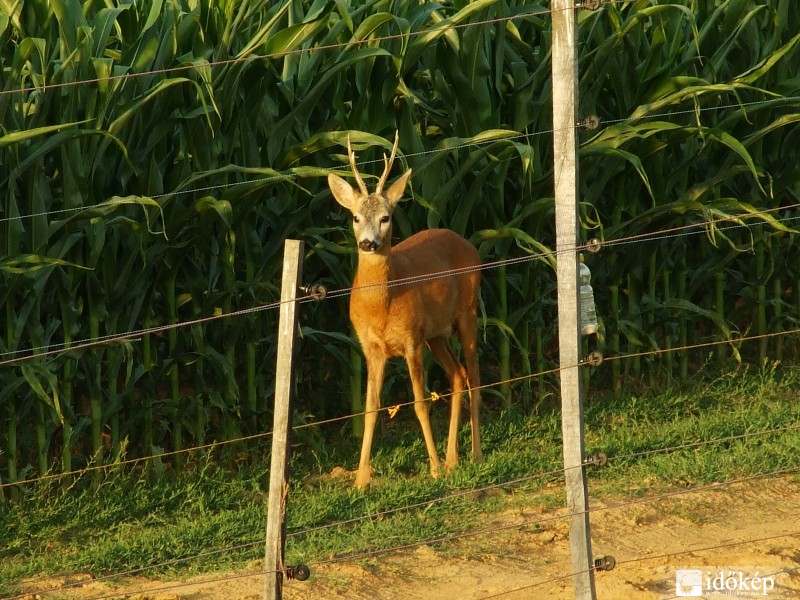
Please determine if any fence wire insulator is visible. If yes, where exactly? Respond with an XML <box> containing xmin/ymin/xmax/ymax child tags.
<box><xmin>593</xmin><ymin>555</ymin><xmax>616</xmax><ymax>572</ymax></box>
<box><xmin>579</xmin><ymin>114</ymin><xmax>601</xmax><ymax>130</ymax></box>
<box><xmin>301</xmin><ymin>283</ymin><xmax>328</xmax><ymax>301</ymax></box>
<box><xmin>581</xmin><ymin>0</ymin><xmax>602</xmax><ymax>10</ymax></box>
<box><xmin>586</xmin><ymin>450</ymin><xmax>608</xmax><ymax>468</ymax></box>
<box><xmin>583</xmin><ymin>351</ymin><xmax>604</xmax><ymax>367</ymax></box>
<box><xmin>285</xmin><ymin>564</ymin><xmax>311</xmax><ymax>581</ymax></box>
<box><xmin>585</xmin><ymin>237</ymin><xmax>602</xmax><ymax>254</ymax></box>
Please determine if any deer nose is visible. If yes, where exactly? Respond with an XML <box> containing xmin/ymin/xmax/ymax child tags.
<box><xmin>359</xmin><ymin>239</ymin><xmax>379</xmax><ymax>252</ymax></box>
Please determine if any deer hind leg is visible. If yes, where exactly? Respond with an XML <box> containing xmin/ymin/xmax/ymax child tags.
<box><xmin>457</xmin><ymin>312</ymin><xmax>482</xmax><ymax>463</ymax></box>
<box><xmin>405</xmin><ymin>343</ymin><xmax>443</xmax><ymax>478</ymax></box>
<box><xmin>356</xmin><ymin>351</ymin><xmax>387</xmax><ymax>490</ymax></box>
<box><xmin>427</xmin><ymin>335</ymin><xmax>467</xmax><ymax>473</ymax></box>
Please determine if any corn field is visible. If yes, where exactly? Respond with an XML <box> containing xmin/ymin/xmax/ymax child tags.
<box><xmin>1</xmin><ymin>0</ymin><xmax>799</xmax><ymax>492</ymax></box>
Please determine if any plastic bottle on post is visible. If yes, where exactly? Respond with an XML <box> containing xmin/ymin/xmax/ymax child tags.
<box><xmin>579</xmin><ymin>258</ymin><xmax>598</xmax><ymax>336</ymax></box>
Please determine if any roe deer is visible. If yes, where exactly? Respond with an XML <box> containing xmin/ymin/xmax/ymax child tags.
<box><xmin>327</xmin><ymin>134</ymin><xmax>482</xmax><ymax>489</ymax></box>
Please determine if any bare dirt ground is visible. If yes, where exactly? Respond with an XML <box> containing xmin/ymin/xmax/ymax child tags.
<box><xmin>17</xmin><ymin>476</ymin><xmax>800</xmax><ymax>600</ymax></box>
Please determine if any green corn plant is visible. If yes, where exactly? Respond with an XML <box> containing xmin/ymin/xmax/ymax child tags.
<box><xmin>579</xmin><ymin>0</ymin><xmax>800</xmax><ymax>386</ymax></box>
<box><xmin>3</xmin><ymin>0</ymin><xmax>800</xmax><ymax>492</ymax></box>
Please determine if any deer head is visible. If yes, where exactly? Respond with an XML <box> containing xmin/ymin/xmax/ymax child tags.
<box><xmin>328</xmin><ymin>133</ymin><xmax>413</xmax><ymax>254</ymax></box>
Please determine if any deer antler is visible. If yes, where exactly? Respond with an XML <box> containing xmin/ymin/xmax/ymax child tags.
<box><xmin>346</xmin><ymin>136</ymin><xmax>369</xmax><ymax>196</ymax></box>
<box><xmin>375</xmin><ymin>131</ymin><xmax>400</xmax><ymax>196</ymax></box>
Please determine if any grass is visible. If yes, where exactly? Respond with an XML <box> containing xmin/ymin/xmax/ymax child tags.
<box><xmin>1</xmin><ymin>363</ymin><xmax>800</xmax><ymax>596</ymax></box>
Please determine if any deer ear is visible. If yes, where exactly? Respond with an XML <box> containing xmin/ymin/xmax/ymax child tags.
<box><xmin>384</xmin><ymin>169</ymin><xmax>412</xmax><ymax>206</ymax></box>
<box><xmin>328</xmin><ymin>173</ymin><xmax>356</xmax><ymax>211</ymax></box>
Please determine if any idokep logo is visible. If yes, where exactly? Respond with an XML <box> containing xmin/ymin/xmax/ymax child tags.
<box><xmin>676</xmin><ymin>568</ymin><xmax>776</xmax><ymax>597</ymax></box>
<box><xmin>676</xmin><ymin>569</ymin><xmax>703</xmax><ymax>597</ymax></box>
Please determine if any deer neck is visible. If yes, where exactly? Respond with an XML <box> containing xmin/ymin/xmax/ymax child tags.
<box><xmin>353</xmin><ymin>247</ymin><xmax>395</xmax><ymax>309</ymax></box>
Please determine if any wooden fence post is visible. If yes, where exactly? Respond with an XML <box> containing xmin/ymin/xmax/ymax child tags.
<box><xmin>264</xmin><ymin>239</ymin><xmax>304</xmax><ymax>600</ymax></box>
<box><xmin>551</xmin><ymin>1</ymin><xmax>597</xmax><ymax>599</ymax></box>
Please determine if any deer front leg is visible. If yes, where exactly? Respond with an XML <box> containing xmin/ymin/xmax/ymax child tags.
<box><xmin>356</xmin><ymin>351</ymin><xmax>386</xmax><ymax>490</ymax></box>
<box><xmin>406</xmin><ymin>344</ymin><xmax>442</xmax><ymax>478</ymax></box>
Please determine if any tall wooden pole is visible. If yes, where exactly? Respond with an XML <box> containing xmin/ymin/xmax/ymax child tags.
<box><xmin>264</xmin><ymin>239</ymin><xmax>304</xmax><ymax>600</ymax></box>
<box><xmin>551</xmin><ymin>1</ymin><xmax>597</xmax><ymax>599</ymax></box>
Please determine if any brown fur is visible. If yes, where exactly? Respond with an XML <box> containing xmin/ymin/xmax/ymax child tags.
<box><xmin>328</xmin><ymin>138</ymin><xmax>482</xmax><ymax>489</ymax></box>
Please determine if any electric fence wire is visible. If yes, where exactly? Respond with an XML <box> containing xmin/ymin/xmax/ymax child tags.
<box><xmin>3</xmin><ymin>320</ymin><xmax>800</xmax><ymax>492</ymax></box>
<box><xmin>0</xmin><ymin>539</ymin><xmax>266</xmax><ymax>600</ymax></box>
<box><xmin>0</xmin><ymin>4</ymin><xmax>561</xmax><ymax>102</ymax></box>
<box><xmin>4</xmin><ymin>89</ymin><xmax>799</xmax><ymax>227</ymax></box>
<box><xmin>476</xmin><ymin>544</ymin><xmax>800</xmax><ymax>600</ymax></box>
<box><xmin>11</xmin><ymin>465</ymin><xmax>798</xmax><ymax>600</ymax></box>
<box><xmin>1</xmin><ymin>2</ymin><xmax>798</xmax><ymax>362</ymax></box>
<box><xmin>35</xmin><ymin>569</ymin><xmax>267</xmax><ymax>600</ymax></box>
<box><xmin>477</xmin><ymin>534</ymin><xmax>800</xmax><ymax>599</ymax></box>
<box><xmin>295</xmin><ymin>468</ymin><xmax>800</xmax><ymax>571</ymax></box>
<box><xmin>0</xmin><ymin>18</ymin><xmax>792</xmax><ymax>600</ymax></box>
<box><xmin>0</xmin><ymin>460</ymin><xmax>569</xmax><ymax>597</ymax></box>
<box><xmin>5</xmin><ymin>315</ymin><xmax>799</xmax><ymax>590</ymax></box>
<box><xmin>69</xmin><ymin>546</ymin><xmax>800</xmax><ymax>600</ymax></box>
<box><xmin>293</xmin><ymin>464</ymin><xmax>800</xmax><ymax>571</ymax></box>
<box><xmin>2</xmin><ymin>0</ymin><xmax>794</xmax><ymax>485</ymax></box>
<box><xmin>3</xmin><ymin>195</ymin><xmax>800</xmax><ymax>368</ymax></box>
<box><xmin>0</xmin><ymin>294</ymin><xmax>290</xmax><ymax>364</ymax></box>
<box><xmin>0</xmin><ymin>3</ymin><xmax>564</xmax><ymax>225</ymax></box>
<box><xmin>7</xmin><ymin>413</ymin><xmax>800</xmax><ymax>599</ymax></box>
<box><xmin>1</xmin><ymin>0</ymin><xmax>798</xmax><ymax>227</ymax></box>
<box><xmin>3</xmin><ymin>2</ymin><xmax>800</xmax><ymax>596</ymax></box>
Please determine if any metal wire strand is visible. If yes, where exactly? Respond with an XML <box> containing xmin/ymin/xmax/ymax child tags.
<box><xmin>3</xmin><ymin>322</ymin><xmax>800</xmax><ymax>491</ymax></box>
